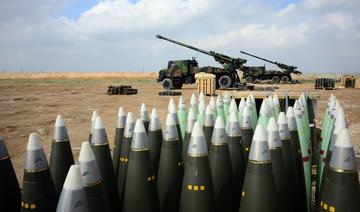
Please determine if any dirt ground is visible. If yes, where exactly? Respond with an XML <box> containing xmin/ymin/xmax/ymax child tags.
<box><xmin>0</xmin><ymin>77</ymin><xmax>359</xmax><ymax>184</ymax></box>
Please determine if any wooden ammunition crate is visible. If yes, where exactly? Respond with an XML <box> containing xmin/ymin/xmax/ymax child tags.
<box><xmin>195</xmin><ymin>73</ymin><xmax>216</xmax><ymax>96</ymax></box>
<box><xmin>340</xmin><ymin>75</ymin><xmax>356</xmax><ymax>88</ymax></box>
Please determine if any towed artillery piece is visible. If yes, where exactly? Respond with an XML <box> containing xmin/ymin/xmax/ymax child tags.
<box><xmin>240</xmin><ymin>51</ymin><xmax>302</xmax><ymax>83</ymax></box>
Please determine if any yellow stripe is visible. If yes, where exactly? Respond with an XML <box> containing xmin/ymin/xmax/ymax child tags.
<box><xmin>186</xmin><ymin>184</ymin><xmax>206</xmax><ymax>191</ymax></box>
<box><xmin>324</xmin><ymin>203</ymin><xmax>328</xmax><ymax>210</ymax></box>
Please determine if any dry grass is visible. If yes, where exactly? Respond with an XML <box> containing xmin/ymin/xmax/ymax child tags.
<box><xmin>0</xmin><ymin>72</ymin><xmax>157</xmax><ymax>80</ymax></box>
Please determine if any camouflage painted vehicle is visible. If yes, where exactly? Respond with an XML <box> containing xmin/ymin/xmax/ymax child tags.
<box><xmin>156</xmin><ymin>58</ymin><xmax>200</xmax><ymax>89</ymax></box>
<box><xmin>156</xmin><ymin>58</ymin><xmax>228</xmax><ymax>89</ymax></box>
<box><xmin>156</xmin><ymin>35</ymin><xmax>247</xmax><ymax>89</ymax></box>
<box><xmin>240</xmin><ymin>51</ymin><xmax>302</xmax><ymax>83</ymax></box>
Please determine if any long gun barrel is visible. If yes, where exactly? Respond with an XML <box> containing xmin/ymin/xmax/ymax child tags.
<box><xmin>156</xmin><ymin>34</ymin><xmax>247</xmax><ymax>68</ymax></box>
<box><xmin>156</xmin><ymin>34</ymin><xmax>213</xmax><ymax>57</ymax></box>
<box><xmin>240</xmin><ymin>51</ymin><xmax>301</xmax><ymax>74</ymax></box>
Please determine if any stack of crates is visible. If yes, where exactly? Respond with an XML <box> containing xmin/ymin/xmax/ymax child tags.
<box><xmin>314</xmin><ymin>78</ymin><xmax>335</xmax><ymax>90</ymax></box>
<box><xmin>340</xmin><ymin>75</ymin><xmax>356</xmax><ymax>88</ymax></box>
<box><xmin>195</xmin><ymin>72</ymin><xmax>216</xmax><ymax>96</ymax></box>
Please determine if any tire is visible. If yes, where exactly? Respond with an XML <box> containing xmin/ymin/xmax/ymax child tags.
<box><xmin>218</xmin><ymin>75</ymin><xmax>232</xmax><ymax>88</ymax></box>
<box><xmin>159</xmin><ymin>91</ymin><xmax>182</xmax><ymax>96</ymax></box>
<box><xmin>245</xmin><ymin>76</ymin><xmax>253</xmax><ymax>83</ymax></box>
<box><xmin>174</xmin><ymin>83</ymin><xmax>183</xmax><ymax>89</ymax></box>
<box><xmin>173</xmin><ymin>78</ymin><xmax>183</xmax><ymax>89</ymax></box>
<box><xmin>272</xmin><ymin>76</ymin><xmax>280</xmax><ymax>84</ymax></box>
<box><xmin>162</xmin><ymin>78</ymin><xmax>173</xmax><ymax>90</ymax></box>
<box><xmin>112</xmin><ymin>87</ymin><xmax>117</xmax><ymax>95</ymax></box>
<box><xmin>281</xmin><ymin>75</ymin><xmax>290</xmax><ymax>83</ymax></box>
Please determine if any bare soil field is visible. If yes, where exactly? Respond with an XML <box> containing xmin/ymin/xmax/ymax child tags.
<box><xmin>0</xmin><ymin>72</ymin><xmax>359</xmax><ymax>184</ymax></box>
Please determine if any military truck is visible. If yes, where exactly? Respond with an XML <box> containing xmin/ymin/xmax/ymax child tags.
<box><xmin>156</xmin><ymin>34</ymin><xmax>247</xmax><ymax>89</ymax></box>
<box><xmin>156</xmin><ymin>58</ymin><xmax>200</xmax><ymax>89</ymax></box>
<box><xmin>240</xmin><ymin>51</ymin><xmax>302</xmax><ymax>83</ymax></box>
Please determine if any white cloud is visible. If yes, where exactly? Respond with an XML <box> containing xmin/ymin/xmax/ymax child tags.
<box><xmin>71</xmin><ymin>0</ymin><xmax>217</xmax><ymax>35</ymax></box>
<box><xmin>198</xmin><ymin>23</ymin><xmax>310</xmax><ymax>50</ymax></box>
<box><xmin>325</xmin><ymin>12</ymin><xmax>356</xmax><ymax>30</ymax></box>
<box><xmin>302</xmin><ymin>0</ymin><xmax>360</xmax><ymax>11</ymax></box>
<box><xmin>303</xmin><ymin>0</ymin><xmax>343</xmax><ymax>10</ymax></box>
<box><xmin>277</xmin><ymin>3</ymin><xmax>296</xmax><ymax>16</ymax></box>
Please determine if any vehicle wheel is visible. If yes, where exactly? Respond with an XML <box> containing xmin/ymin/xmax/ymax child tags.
<box><xmin>245</xmin><ymin>76</ymin><xmax>253</xmax><ymax>83</ymax></box>
<box><xmin>174</xmin><ymin>82</ymin><xmax>183</xmax><ymax>89</ymax></box>
<box><xmin>159</xmin><ymin>91</ymin><xmax>182</xmax><ymax>96</ymax></box>
<box><xmin>272</xmin><ymin>76</ymin><xmax>280</xmax><ymax>84</ymax></box>
<box><xmin>218</xmin><ymin>75</ymin><xmax>232</xmax><ymax>88</ymax></box>
<box><xmin>281</xmin><ymin>75</ymin><xmax>290</xmax><ymax>83</ymax></box>
<box><xmin>162</xmin><ymin>78</ymin><xmax>173</xmax><ymax>90</ymax></box>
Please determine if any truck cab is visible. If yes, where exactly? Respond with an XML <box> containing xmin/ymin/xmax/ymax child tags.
<box><xmin>157</xmin><ymin>58</ymin><xmax>200</xmax><ymax>89</ymax></box>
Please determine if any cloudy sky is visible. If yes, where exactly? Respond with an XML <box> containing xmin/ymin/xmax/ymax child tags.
<box><xmin>0</xmin><ymin>0</ymin><xmax>359</xmax><ymax>73</ymax></box>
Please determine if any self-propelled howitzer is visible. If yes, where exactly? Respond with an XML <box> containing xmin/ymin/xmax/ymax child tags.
<box><xmin>240</xmin><ymin>51</ymin><xmax>302</xmax><ymax>75</ymax></box>
<box><xmin>156</xmin><ymin>34</ymin><xmax>247</xmax><ymax>88</ymax></box>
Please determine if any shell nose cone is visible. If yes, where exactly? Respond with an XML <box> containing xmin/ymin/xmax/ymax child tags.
<box><xmin>79</xmin><ymin>142</ymin><xmax>95</xmax><ymax>162</ymax></box>
<box><xmin>267</xmin><ymin>117</ymin><xmax>278</xmax><ymax>132</ymax></box>
<box><xmin>118</xmin><ymin>107</ymin><xmax>126</xmax><ymax>116</ymax></box>
<box><xmin>249</xmin><ymin>124</ymin><xmax>271</xmax><ymax>161</ymax></box>
<box><xmin>27</xmin><ymin>133</ymin><xmax>42</xmax><ymax>151</ymax></box>
<box><xmin>140</xmin><ymin>103</ymin><xmax>150</xmax><ymax>121</ymax></box>
<box><xmin>277</xmin><ymin>112</ymin><xmax>287</xmax><ymax>125</ymax></box>
<box><xmin>212</xmin><ymin>116</ymin><xmax>227</xmax><ymax>145</ymax></box>
<box><xmin>190</xmin><ymin>93</ymin><xmax>197</xmax><ymax>105</ymax></box>
<box><xmin>166</xmin><ymin>112</ymin><xmax>176</xmax><ymax>126</ymax></box>
<box><xmin>267</xmin><ymin>117</ymin><xmax>282</xmax><ymax>148</ymax></box>
<box><xmin>55</xmin><ymin>115</ymin><xmax>65</xmax><ymax>127</ymax></box>
<box><xmin>149</xmin><ymin>108</ymin><xmax>161</xmax><ymax>131</ymax></box>
<box><xmin>131</xmin><ymin>119</ymin><xmax>149</xmax><ymax>150</ymax></box>
<box><xmin>168</xmin><ymin>98</ymin><xmax>177</xmax><ymax>113</ymax></box>
<box><xmin>63</xmin><ymin>165</ymin><xmax>84</xmax><ymax>190</ymax></box>
<box><xmin>91</xmin><ymin>111</ymin><xmax>99</xmax><ymax>122</ymax></box>
<box><xmin>229</xmin><ymin>98</ymin><xmax>237</xmax><ymax>113</ymax></box>
<box><xmin>140</xmin><ymin>103</ymin><xmax>148</xmax><ymax>112</ymax></box>
<box><xmin>25</xmin><ymin>133</ymin><xmax>48</xmax><ymax>171</ymax></box>
<box><xmin>330</xmin><ymin>128</ymin><xmax>356</xmax><ymax>171</ymax></box>
<box><xmin>188</xmin><ymin>122</ymin><xmax>208</xmax><ymax>157</ymax></box>
<box><xmin>164</xmin><ymin>113</ymin><xmax>179</xmax><ymax>140</ymax></box>
<box><xmin>94</xmin><ymin>116</ymin><xmax>105</xmax><ymax>130</ymax></box>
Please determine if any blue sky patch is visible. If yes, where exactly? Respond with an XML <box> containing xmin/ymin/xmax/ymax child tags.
<box><xmin>63</xmin><ymin>0</ymin><xmax>101</xmax><ymax>20</ymax></box>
